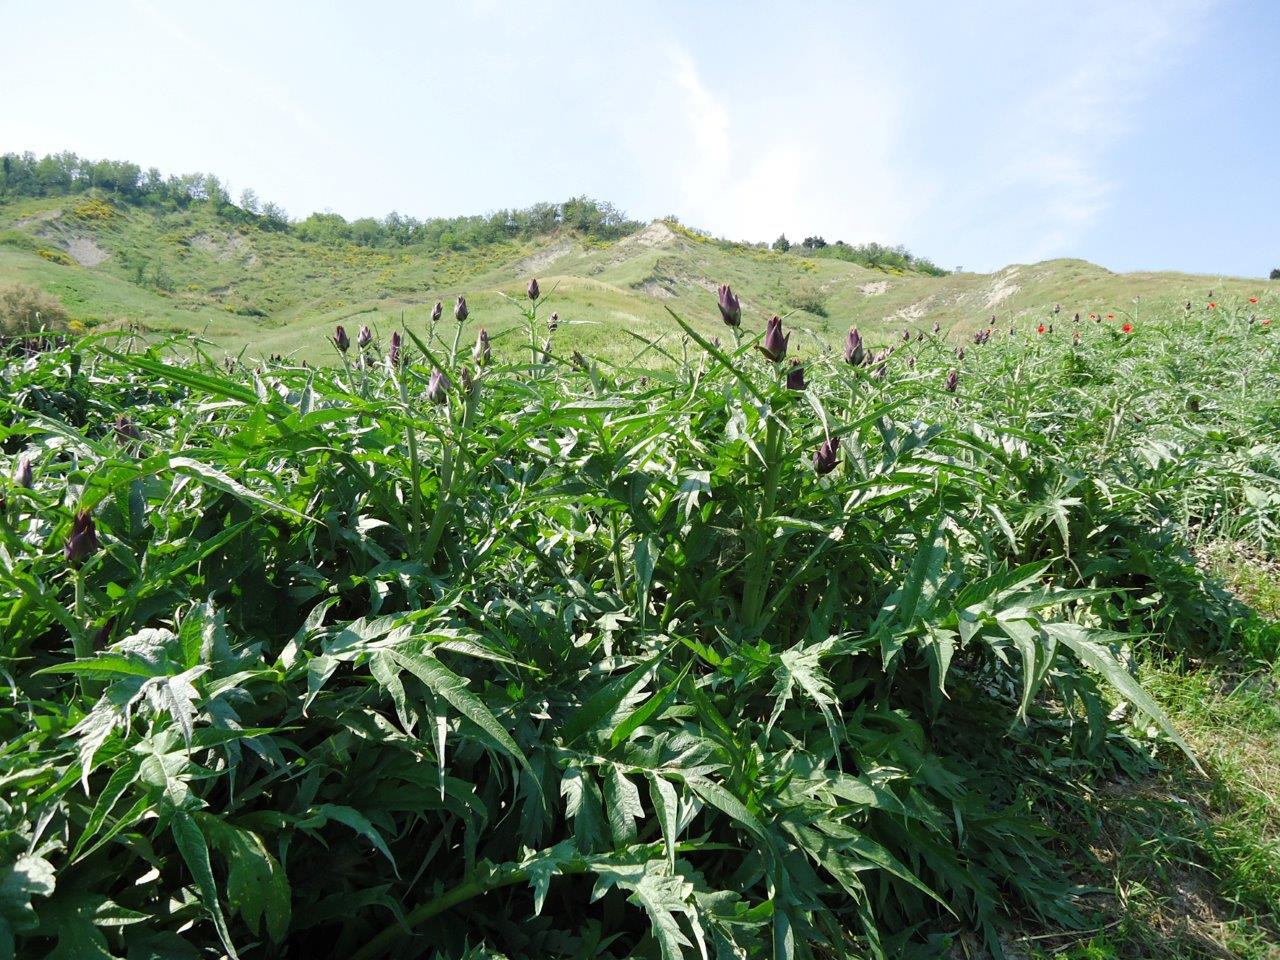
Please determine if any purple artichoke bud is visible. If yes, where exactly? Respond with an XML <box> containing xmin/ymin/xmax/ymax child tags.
<box><xmin>432</xmin><ymin>301</ymin><xmax>443</xmax><ymax>323</ymax></box>
<box><xmin>114</xmin><ymin>415</ymin><xmax>141</xmax><ymax>446</ymax></box>
<box><xmin>956</xmin><ymin>346</ymin><xmax>966</xmax><ymax>360</ymax></box>
<box><xmin>901</xmin><ymin>328</ymin><xmax>911</xmax><ymax>342</ymax></box>
<box><xmin>389</xmin><ymin>331</ymin><xmax>402</xmax><ymax>366</ymax></box>
<box><xmin>786</xmin><ymin>360</ymin><xmax>806</xmax><ymax>391</ymax></box>
<box><xmin>357</xmin><ymin>325</ymin><xmax>373</xmax><ymax>349</ymax></box>
<box><xmin>473</xmin><ymin>328</ymin><xmax>491</xmax><ymax>367</ymax></box>
<box><xmin>454</xmin><ymin>296</ymin><xmax>469</xmax><ymax>322</ymax></box>
<box><xmin>843</xmin><ymin>327</ymin><xmax>865</xmax><ymax>366</ymax></box>
<box><xmin>528</xmin><ymin>278</ymin><xmax>540</xmax><ymax>301</ymax></box>
<box><xmin>1053</xmin><ymin>303</ymin><xmax>1061</xmax><ymax>315</ymax></box>
<box><xmin>459</xmin><ymin>366</ymin><xmax>474</xmax><ymax>393</ymax></box>
<box><xmin>1073</xmin><ymin>312</ymin><xmax>1080</xmax><ymax>323</ymax></box>
<box><xmin>813</xmin><ymin>437</ymin><xmax>839</xmax><ymax>476</ymax></box>
<box><xmin>717</xmin><ymin>284</ymin><xmax>741</xmax><ymax>327</ymax></box>
<box><xmin>1009</xmin><ymin>326</ymin><xmax>1016</xmax><ymax>336</ymax></box>
<box><xmin>115</xmin><ymin>417</ymin><xmax>140</xmax><ymax>450</ymax></box>
<box><xmin>547</xmin><ymin>312</ymin><xmax>559</xmax><ymax>332</ymax></box>
<box><xmin>907</xmin><ymin>356</ymin><xmax>916</xmax><ymax>369</ymax></box>
<box><xmin>932</xmin><ymin>321</ymin><xmax>941</xmax><ymax>335</ymax></box>
<box><xmin>757</xmin><ymin>315</ymin><xmax>789</xmax><ymax>362</ymax></box>
<box><xmin>572</xmin><ymin>350</ymin><xmax>588</xmax><ymax>371</ymax></box>
<box><xmin>14</xmin><ymin>455</ymin><xmax>33</xmax><ymax>489</ymax></box>
<box><xmin>334</xmin><ymin>325</ymin><xmax>350</xmax><ymax>352</ymax></box>
<box><xmin>93</xmin><ymin>615</ymin><xmax>116</xmax><ymax>649</ymax></box>
<box><xmin>944</xmin><ymin>369</ymin><xmax>958</xmax><ymax>393</ymax></box>
<box><xmin>871</xmin><ymin>365</ymin><xmax>887</xmax><ymax>381</ymax></box>
<box><xmin>428</xmin><ymin>368</ymin><xmax>451</xmax><ymax>404</ymax></box>
<box><xmin>64</xmin><ymin>509</ymin><xmax>99</xmax><ymax>566</ymax></box>
<box><xmin>711</xmin><ymin>337</ymin><xmax>722</xmax><ymax>349</ymax></box>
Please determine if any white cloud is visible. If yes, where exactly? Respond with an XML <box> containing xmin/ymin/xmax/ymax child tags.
<box><xmin>639</xmin><ymin>40</ymin><xmax>931</xmax><ymax>248</ymax></box>
<box><xmin>951</xmin><ymin>0</ymin><xmax>1217</xmax><ymax>264</ymax></box>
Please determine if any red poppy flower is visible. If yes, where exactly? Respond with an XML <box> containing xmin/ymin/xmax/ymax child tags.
<box><xmin>1121</xmin><ymin>322</ymin><xmax>1133</xmax><ymax>334</ymax></box>
<box><xmin>1250</xmin><ymin>297</ymin><xmax>1259</xmax><ymax>304</ymax></box>
<box><xmin>1264</xmin><ymin>318</ymin><xmax>1273</xmax><ymax>326</ymax></box>
<box><xmin>1037</xmin><ymin>324</ymin><xmax>1046</xmax><ymax>334</ymax></box>
<box><xmin>1088</xmin><ymin>312</ymin><xmax>1098</xmax><ymax>319</ymax></box>
<box><xmin>1208</xmin><ymin>301</ymin><xmax>1217</xmax><ymax>309</ymax></box>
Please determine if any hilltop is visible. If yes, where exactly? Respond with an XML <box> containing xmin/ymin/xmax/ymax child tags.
<box><xmin>0</xmin><ymin>157</ymin><xmax>1271</xmax><ymax>362</ymax></box>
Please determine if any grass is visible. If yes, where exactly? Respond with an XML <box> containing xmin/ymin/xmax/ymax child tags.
<box><xmin>1</xmin><ymin>191</ymin><xmax>1275</xmax><ymax>363</ymax></box>
<box><xmin>1026</xmin><ymin>651</ymin><xmax>1280</xmax><ymax>960</ymax></box>
<box><xmin>2</xmin><ymin>291</ymin><xmax>1280</xmax><ymax>959</ymax></box>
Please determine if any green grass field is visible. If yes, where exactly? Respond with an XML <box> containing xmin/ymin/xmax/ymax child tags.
<box><xmin>3</xmin><ymin>287</ymin><xmax>1278</xmax><ymax>959</ymax></box>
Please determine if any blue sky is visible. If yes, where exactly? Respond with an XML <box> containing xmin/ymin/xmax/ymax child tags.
<box><xmin>3</xmin><ymin>0</ymin><xmax>1277</xmax><ymax>276</ymax></box>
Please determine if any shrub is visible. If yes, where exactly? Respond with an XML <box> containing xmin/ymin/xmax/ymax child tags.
<box><xmin>0</xmin><ymin>283</ymin><xmax>69</xmax><ymax>335</ymax></box>
<box><xmin>71</xmin><ymin>197</ymin><xmax>116</xmax><ymax>220</ymax></box>
<box><xmin>37</xmin><ymin>247</ymin><xmax>73</xmax><ymax>266</ymax></box>
<box><xmin>1270</xmin><ymin>267</ymin><xmax>1279</xmax><ymax>280</ymax></box>
<box><xmin>785</xmin><ymin>278</ymin><xmax>828</xmax><ymax>316</ymax></box>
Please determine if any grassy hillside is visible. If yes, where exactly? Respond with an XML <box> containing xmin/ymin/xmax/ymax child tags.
<box><xmin>1</xmin><ymin>192</ymin><xmax>1273</xmax><ymax>363</ymax></box>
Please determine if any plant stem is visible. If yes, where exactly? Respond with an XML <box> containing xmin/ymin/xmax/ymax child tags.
<box><xmin>610</xmin><ymin>511</ymin><xmax>627</xmax><ymax>597</ymax></box>
<box><xmin>742</xmin><ymin>400</ymin><xmax>783</xmax><ymax>628</ymax></box>
<box><xmin>71</xmin><ymin>568</ymin><xmax>99</xmax><ymax>699</ymax></box>
<box><xmin>399</xmin><ymin>373</ymin><xmax>424</xmax><ymax>556</ymax></box>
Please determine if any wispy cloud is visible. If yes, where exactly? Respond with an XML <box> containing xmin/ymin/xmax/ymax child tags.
<box><xmin>951</xmin><ymin>0</ymin><xmax>1217</xmax><ymax>264</ymax></box>
<box><xmin>641</xmin><ymin>40</ymin><xmax>930</xmax><ymax>247</ymax></box>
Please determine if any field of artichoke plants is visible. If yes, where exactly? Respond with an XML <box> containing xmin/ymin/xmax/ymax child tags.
<box><xmin>2</xmin><ymin>288</ymin><xmax>1278</xmax><ymax>960</ymax></box>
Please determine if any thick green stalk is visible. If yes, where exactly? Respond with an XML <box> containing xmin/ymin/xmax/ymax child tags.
<box><xmin>742</xmin><ymin>402</ymin><xmax>783</xmax><ymax>628</ymax></box>
<box><xmin>420</xmin><ymin>399</ymin><xmax>460</xmax><ymax>568</ymax></box>
<box><xmin>71</xmin><ymin>569</ymin><xmax>99</xmax><ymax>699</ymax></box>
<box><xmin>450</xmin><ymin>318</ymin><xmax>464</xmax><ymax>366</ymax></box>
<box><xmin>528</xmin><ymin>304</ymin><xmax>540</xmax><ymax>367</ymax></box>
<box><xmin>610</xmin><ymin>511</ymin><xmax>628</xmax><ymax>598</ymax></box>
<box><xmin>398</xmin><ymin>373</ymin><xmax>424</xmax><ymax>555</ymax></box>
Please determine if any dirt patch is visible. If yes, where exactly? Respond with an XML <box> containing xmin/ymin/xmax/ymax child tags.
<box><xmin>65</xmin><ymin>236</ymin><xmax>109</xmax><ymax>267</ymax></box>
<box><xmin>890</xmin><ymin>301</ymin><xmax>928</xmax><ymax>322</ymax></box>
<box><xmin>14</xmin><ymin>209</ymin><xmax>62</xmax><ymax>228</ymax></box>
<box><xmin>635</xmin><ymin>279</ymin><xmax>676</xmax><ymax>300</ymax></box>
<box><xmin>984</xmin><ymin>268</ymin><xmax>1021</xmax><ymax>308</ymax></box>
<box><xmin>859</xmin><ymin>280</ymin><xmax>889</xmax><ymax>296</ymax></box>
<box><xmin>190</xmin><ymin>232</ymin><xmax>256</xmax><ymax>266</ymax></box>
<box><xmin>512</xmin><ymin>239</ymin><xmax>573</xmax><ymax>276</ymax></box>
<box><xmin>615</xmin><ymin>221</ymin><xmax>676</xmax><ymax>254</ymax></box>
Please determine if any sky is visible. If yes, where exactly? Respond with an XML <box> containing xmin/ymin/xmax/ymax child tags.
<box><xmin>3</xmin><ymin>0</ymin><xmax>1278</xmax><ymax>276</ymax></box>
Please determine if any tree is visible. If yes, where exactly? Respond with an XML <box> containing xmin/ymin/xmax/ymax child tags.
<box><xmin>772</xmin><ymin>233</ymin><xmax>791</xmax><ymax>252</ymax></box>
<box><xmin>260</xmin><ymin>201</ymin><xmax>289</xmax><ymax>230</ymax></box>
<box><xmin>1271</xmin><ymin>267</ymin><xmax>1280</xmax><ymax>280</ymax></box>
<box><xmin>801</xmin><ymin>236</ymin><xmax>827</xmax><ymax>250</ymax></box>
<box><xmin>239</xmin><ymin>188</ymin><xmax>260</xmax><ymax>215</ymax></box>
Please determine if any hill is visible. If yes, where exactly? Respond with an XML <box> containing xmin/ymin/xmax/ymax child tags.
<box><xmin>0</xmin><ymin>177</ymin><xmax>1272</xmax><ymax>364</ymax></box>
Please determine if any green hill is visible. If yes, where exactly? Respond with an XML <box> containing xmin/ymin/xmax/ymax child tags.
<box><xmin>0</xmin><ymin>181</ymin><xmax>1272</xmax><ymax>364</ymax></box>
